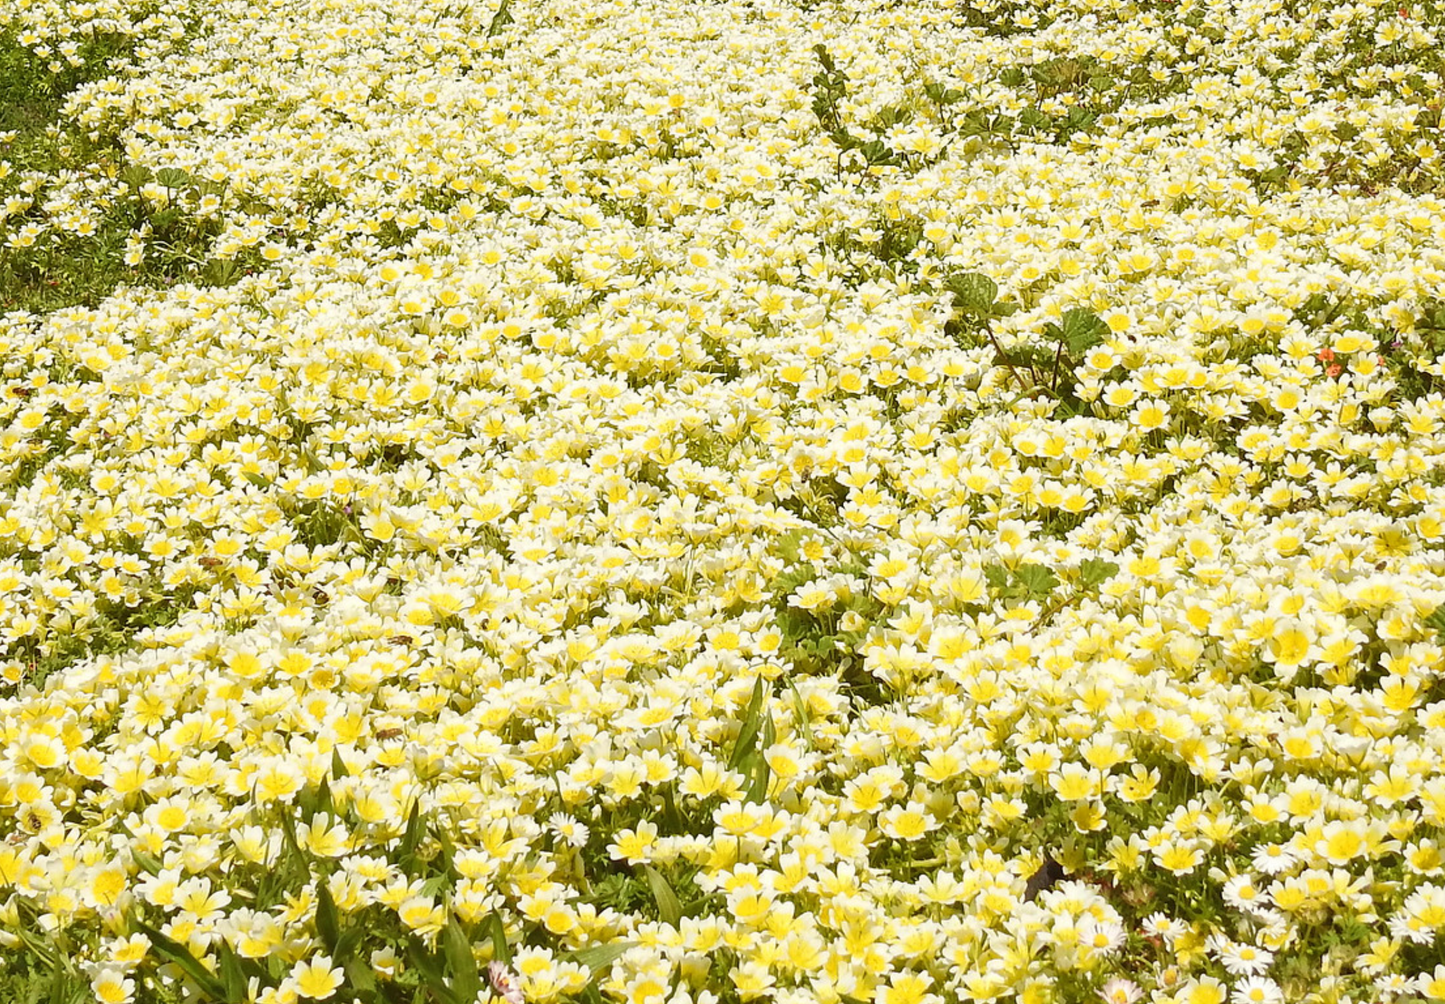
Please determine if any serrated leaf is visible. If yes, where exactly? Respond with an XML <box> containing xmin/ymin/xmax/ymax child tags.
<box><xmin>945</xmin><ymin>271</ymin><xmax>998</xmax><ymax>316</ymax></box>
<box><xmin>642</xmin><ymin>865</ymin><xmax>683</xmax><ymax>928</ymax></box>
<box><xmin>120</xmin><ymin>164</ymin><xmax>153</xmax><ymax>189</ymax></box>
<box><xmin>1015</xmin><ymin>563</ymin><xmax>1059</xmax><ymax>597</ymax></box>
<box><xmin>315</xmin><ymin>878</ymin><xmax>340</xmax><ymax>956</ymax></box>
<box><xmin>443</xmin><ymin>916</ymin><xmax>482</xmax><ymax>1004</ymax></box>
<box><xmin>1079</xmin><ymin>558</ymin><xmax>1120</xmax><ymax>589</ymax></box>
<box><xmin>155</xmin><ymin>167</ymin><xmax>192</xmax><ymax>189</ymax></box>
<box><xmin>983</xmin><ymin>563</ymin><xmax>1010</xmax><ymax>590</ymax></box>
<box><xmin>1058</xmin><ymin>307</ymin><xmax>1108</xmax><ymax>356</ymax></box>
<box><xmin>569</xmin><ymin>942</ymin><xmax>639</xmax><ymax>970</ymax></box>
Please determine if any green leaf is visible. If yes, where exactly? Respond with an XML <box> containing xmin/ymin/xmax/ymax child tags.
<box><xmin>405</xmin><ymin>937</ymin><xmax>455</xmax><ymax>1004</ymax></box>
<box><xmin>486</xmin><ymin>910</ymin><xmax>512</xmax><ymax>966</ymax></box>
<box><xmin>783</xmin><ymin>676</ymin><xmax>814</xmax><ymax>750</ymax></box>
<box><xmin>642</xmin><ymin>865</ymin><xmax>683</xmax><ymax>928</ymax></box>
<box><xmin>945</xmin><ymin>271</ymin><xmax>998</xmax><ymax>316</ymax></box>
<box><xmin>218</xmin><ymin>944</ymin><xmax>247</xmax><ymax>1004</ymax></box>
<box><xmin>442</xmin><ymin>916</ymin><xmax>482</xmax><ymax>1004</ymax></box>
<box><xmin>1019</xmin><ymin>107</ymin><xmax>1050</xmax><ymax>130</ymax></box>
<box><xmin>336</xmin><ymin>925</ymin><xmax>365</xmax><ymax>963</ymax></box>
<box><xmin>1079</xmin><ymin>558</ymin><xmax>1120</xmax><ymax>589</ymax></box>
<box><xmin>155</xmin><ymin>167</ymin><xmax>192</xmax><ymax>189</ymax></box>
<box><xmin>1015</xmin><ymin>563</ymin><xmax>1059</xmax><ymax>597</ymax></box>
<box><xmin>131</xmin><ymin>919</ymin><xmax>227</xmax><ymax>1000</ymax></box>
<box><xmin>398</xmin><ymin>801</ymin><xmax>424</xmax><ymax>863</ymax></box>
<box><xmin>120</xmin><ymin>165</ymin><xmax>153</xmax><ymax>189</ymax></box>
<box><xmin>728</xmin><ymin>677</ymin><xmax>766</xmax><ymax>769</ymax></box>
<box><xmin>569</xmin><ymin>941</ymin><xmax>639</xmax><ymax>970</ymax></box>
<box><xmin>745</xmin><ymin>711</ymin><xmax>775</xmax><ymax>804</ymax></box>
<box><xmin>242</xmin><ymin>471</ymin><xmax>271</xmax><ymax>489</ymax></box>
<box><xmin>315</xmin><ymin>879</ymin><xmax>340</xmax><ymax>956</ymax></box>
<box><xmin>343</xmin><ymin>957</ymin><xmax>377</xmax><ymax>999</ymax></box>
<box><xmin>276</xmin><ymin>806</ymin><xmax>304</xmax><ymax>863</ymax></box>
<box><xmin>1057</xmin><ymin>307</ymin><xmax>1108</xmax><ymax>357</ymax></box>
<box><xmin>331</xmin><ymin>747</ymin><xmax>348</xmax><ymax>780</ymax></box>
<box><xmin>983</xmin><ymin>563</ymin><xmax>1010</xmax><ymax>591</ymax></box>
<box><xmin>131</xmin><ymin>847</ymin><xmax>163</xmax><ymax>877</ymax></box>
<box><xmin>433</xmin><ymin>820</ymin><xmax>457</xmax><ymax>876</ymax></box>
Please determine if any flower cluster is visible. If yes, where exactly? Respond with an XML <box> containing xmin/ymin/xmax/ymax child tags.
<box><xmin>1</xmin><ymin>0</ymin><xmax>1444</xmax><ymax>1002</ymax></box>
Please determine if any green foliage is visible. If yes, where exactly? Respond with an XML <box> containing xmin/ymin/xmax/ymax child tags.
<box><xmin>642</xmin><ymin>864</ymin><xmax>683</xmax><ymax>928</ymax></box>
<box><xmin>984</xmin><ymin>562</ymin><xmax>1059</xmax><ymax>603</ymax></box>
<box><xmin>0</xmin><ymin>30</ymin><xmax>264</xmax><ymax>313</ymax></box>
<box><xmin>729</xmin><ymin>677</ymin><xmax>775</xmax><ymax>803</ymax></box>
<box><xmin>1425</xmin><ymin>604</ymin><xmax>1445</xmax><ymax>645</ymax></box>
<box><xmin>809</xmin><ymin>45</ymin><xmax>900</xmax><ymax>171</ymax></box>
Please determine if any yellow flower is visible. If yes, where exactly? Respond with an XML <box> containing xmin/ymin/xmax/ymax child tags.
<box><xmin>290</xmin><ymin>955</ymin><xmax>344</xmax><ymax>1000</ymax></box>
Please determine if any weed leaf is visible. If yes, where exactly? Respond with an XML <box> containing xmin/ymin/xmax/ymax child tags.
<box><xmin>643</xmin><ymin>864</ymin><xmax>683</xmax><ymax>928</ymax></box>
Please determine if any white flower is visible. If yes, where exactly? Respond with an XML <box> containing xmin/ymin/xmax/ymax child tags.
<box><xmin>547</xmin><ymin>812</ymin><xmax>589</xmax><ymax>849</ymax></box>
<box><xmin>1217</xmin><ymin>939</ymin><xmax>1274</xmax><ymax>977</ymax></box>
<box><xmin>1250</xmin><ymin>843</ymin><xmax>1298</xmax><ymax>876</ymax></box>
<box><xmin>1231</xmin><ymin>976</ymin><xmax>1283</xmax><ymax>1004</ymax></box>
<box><xmin>1097</xmin><ymin>977</ymin><xmax>1143</xmax><ymax>1004</ymax></box>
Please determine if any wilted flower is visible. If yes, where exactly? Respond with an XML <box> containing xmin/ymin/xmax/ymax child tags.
<box><xmin>488</xmin><ymin>962</ymin><xmax>525</xmax><ymax>1004</ymax></box>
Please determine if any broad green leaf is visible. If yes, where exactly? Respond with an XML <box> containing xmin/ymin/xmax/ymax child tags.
<box><xmin>242</xmin><ymin>471</ymin><xmax>271</xmax><ymax>489</ymax></box>
<box><xmin>120</xmin><ymin>165</ymin><xmax>153</xmax><ymax>188</ymax></box>
<box><xmin>642</xmin><ymin>865</ymin><xmax>683</xmax><ymax>928</ymax></box>
<box><xmin>1015</xmin><ymin>563</ymin><xmax>1059</xmax><ymax>597</ymax></box>
<box><xmin>1058</xmin><ymin>307</ymin><xmax>1108</xmax><ymax>356</ymax></box>
<box><xmin>155</xmin><ymin>167</ymin><xmax>192</xmax><ymax>189</ymax></box>
<box><xmin>442</xmin><ymin>916</ymin><xmax>482</xmax><ymax>1004</ymax></box>
<box><xmin>336</xmin><ymin>925</ymin><xmax>365</xmax><ymax>963</ymax></box>
<box><xmin>983</xmin><ymin>563</ymin><xmax>1010</xmax><ymax>591</ymax></box>
<box><xmin>945</xmin><ymin>271</ymin><xmax>998</xmax><ymax>316</ymax></box>
<box><xmin>1080</xmin><ymin>558</ymin><xmax>1120</xmax><ymax>589</ymax></box>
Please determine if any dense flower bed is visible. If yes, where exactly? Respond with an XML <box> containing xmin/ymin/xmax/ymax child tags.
<box><xmin>2</xmin><ymin>0</ymin><xmax>1445</xmax><ymax>1002</ymax></box>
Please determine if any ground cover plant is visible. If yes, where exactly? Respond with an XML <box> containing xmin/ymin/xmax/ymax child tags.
<box><xmin>1</xmin><ymin>0</ymin><xmax>1444</xmax><ymax>1001</ymax></box>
